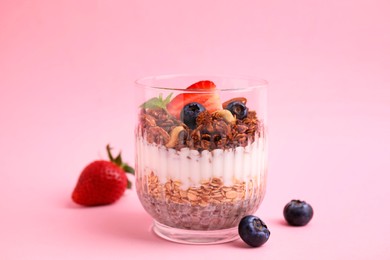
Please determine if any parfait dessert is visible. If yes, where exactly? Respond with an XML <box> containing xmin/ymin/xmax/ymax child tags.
<box><xmin>135</xmin><ymin>77</ymin><xmax>267</xmax><ymax>244</ymax></box>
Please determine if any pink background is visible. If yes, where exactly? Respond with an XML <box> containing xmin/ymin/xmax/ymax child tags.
<box><xmin>1</xmin><ymin>0</ymin><xmax>390</xmax><ymax>259</ymax></box>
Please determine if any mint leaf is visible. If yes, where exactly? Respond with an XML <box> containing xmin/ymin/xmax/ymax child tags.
<box><xmin>140</xmin><ymin>97</ymin><xmax>161</xmax><ymax>109</ymax></box>
<box><xmin>163</xmin><ymin>93</ymin><xmax>173</xmax><ymax>105</ymax></box>
<box><xmin>139</xmin><ymin>93</ymin><xmax>173</xmax><ymax>110</ymax></box>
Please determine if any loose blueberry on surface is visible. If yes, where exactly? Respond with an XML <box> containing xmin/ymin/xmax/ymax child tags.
<box><xmin>238</xmin><ymin>215</ymin><xmax>270</xmax><ymax>247</ymax></box>
<box><xmin>226</xmin><ymin>101</ymin><xmax>248</xmax><ymax>120</ymax></box>
<box><xmin>180</xmin><ymin>102</ymin><xmax>205</xmax><ymax>129</ymax></box>
<box><xmin>283</xmin><ymin>200</ymin><xmax>314</xmax><ymax>226</ymax></box>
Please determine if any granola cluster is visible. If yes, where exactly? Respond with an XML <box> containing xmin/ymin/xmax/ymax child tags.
<box><xmin>137</xmin><ymin>108</ymin><xmax>263</xmax><ymax>151</ymax></box>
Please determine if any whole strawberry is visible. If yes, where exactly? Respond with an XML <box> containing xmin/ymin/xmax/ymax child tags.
<box><xmin>72</xmin><ymin>145</ymin><xmax>134</xmax><ymax>206</ymax></box>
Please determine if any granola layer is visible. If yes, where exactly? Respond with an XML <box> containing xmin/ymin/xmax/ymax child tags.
<box><xmin>137</xmin><ymin>108</ymin><xmax>264</xmax><ymax>151</ymax></box>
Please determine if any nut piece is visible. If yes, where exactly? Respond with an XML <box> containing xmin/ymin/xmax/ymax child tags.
<box><xmin>166</xmin><ymin>126</ymin><xmax>185</xmax><ymax>148</ymax></box>
<box><xmin>222</xmin><ymin>97</ymin><xmax>247</xmax><ymax>109</ymax></box>
<box><xmin>212</xmin><ymin>110</ymin><xmax>236</xmax><ymax>124</ymax></box>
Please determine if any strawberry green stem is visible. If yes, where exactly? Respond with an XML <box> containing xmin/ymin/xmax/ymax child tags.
<box><xmin>106</xmin><ymin>144</ymin><xmax>135</xmax><ymax>189</ymax></box>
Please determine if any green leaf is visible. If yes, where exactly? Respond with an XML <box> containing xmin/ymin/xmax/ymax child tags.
<box><xmin>106</xmin><ymin>144</ymin><xmax>123</xmax><ymax>166</ymax></box>
<box><xmin>123</xmin><ymin>165</ymin><xmax>135</xmax><ymax>174</ymax></box>
<box><xmin>139</xmin><ymin>93</ymin><xmax>173</xmax><ymax>110</ymax></box>
<box><xmin>114</xmin><ymin>153</ymin><xmax>123</xmax><ymax>165</ymax></box>
<box><xmin>139</xmin><ymin>97</ymin><xmax>161</xmax><ymax>109</ymax></box>
<box><xmin>104</xmin><ymin>145</ymin><xmax>134</xmax><ymax>190</ymax></box>
<box><xmin>163</xmin><ymin>92</ymin><xmax>173</xmax><ymax>105</ymax></box>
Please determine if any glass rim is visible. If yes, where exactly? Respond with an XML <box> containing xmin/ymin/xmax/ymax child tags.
<box><xmin>135</xmin><ymin>74</ymin><xmax>268</xmax><ymax>92</ymax></box>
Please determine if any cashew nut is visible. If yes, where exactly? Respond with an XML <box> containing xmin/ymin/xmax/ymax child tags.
<box><xmin>165</xmin><ymin>126</ymin><xmax>185</xmax><ymax>148</ymax></box>
<box><xmin>212</xmin><ymin>109</ymin><xmax>236</xmax><ymax>124</ymax></box>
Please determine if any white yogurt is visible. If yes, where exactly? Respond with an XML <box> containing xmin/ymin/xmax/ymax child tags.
<box><xmin>136</xmin><ymin>136</ymin><xmax>267</xmax><ymax>189</ymax></box>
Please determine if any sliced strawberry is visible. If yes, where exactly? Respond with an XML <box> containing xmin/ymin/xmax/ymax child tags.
<box><xmin>187</xmin><ymin>80</ymin><xmax>217</xmax><ymax>90</ymax></box>
<box><xmin>167</xmin><ymin>80</ymin><xmax>222</xmax><ymax>119</ymax></box>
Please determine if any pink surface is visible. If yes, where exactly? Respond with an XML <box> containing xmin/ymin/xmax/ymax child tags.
<box><xmin>1</xmin><ymin>0</ymin><xmax>390</xmax><ymax>259</ymax></box>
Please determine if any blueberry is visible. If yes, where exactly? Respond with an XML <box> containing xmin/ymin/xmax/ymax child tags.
<box><xmin>226</xmin><ymin>101</ymin><xmax>248</xmax><ymax>120</ymax></box>
<box><xmin>238</xmin><ymin>215</ymin><xmax>270</xmax><ymax>247</ymax></box>
<box><xmin>180</xmin><ymin>102</ymin><xmax>205</xmax><ymax>129</ymax></box>
<box><xmin>283</xmin><ymin>200</ymin><xmax>314</xmax><ymax>226</ymax></box>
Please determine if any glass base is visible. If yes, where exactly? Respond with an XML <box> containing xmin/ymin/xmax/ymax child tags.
<box><xmin>152</xmin><ymin>220</ymin><xmax>239</xmax><ymax>245</ymax></box>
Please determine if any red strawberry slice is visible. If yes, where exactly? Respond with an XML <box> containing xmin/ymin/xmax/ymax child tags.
<box><xmin>187</xmin><ymin>80</ymin><xmax>216</xmax><ymax>90</ymax></box>
<box><xmin>167</xmin><ymin>80</ymin><xmax>222</xmax><ymax>119</ymax></box>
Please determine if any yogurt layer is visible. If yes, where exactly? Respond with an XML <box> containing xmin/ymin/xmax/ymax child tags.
<box><xmin>136</xmin><ymin>135</ymin><xmax>267</xmax><ymax>189</ymax></box>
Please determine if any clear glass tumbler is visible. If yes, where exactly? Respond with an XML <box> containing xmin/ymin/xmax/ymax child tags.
<box><xmin>134</xmin><ymin>74</ymin><xmax>268</xmax><ymax>244</ymax></box>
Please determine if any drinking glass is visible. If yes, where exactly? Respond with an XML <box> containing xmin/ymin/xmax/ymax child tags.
<box><xmin>134</xmin><ymin>74</ymin><xmax>268</xmax><ymax>244</ymax></box>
